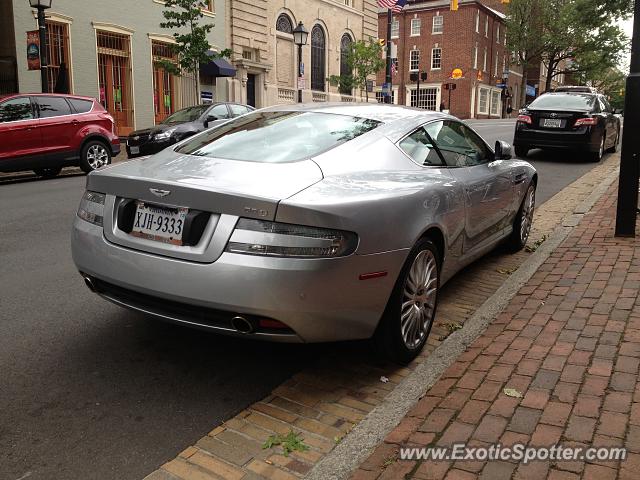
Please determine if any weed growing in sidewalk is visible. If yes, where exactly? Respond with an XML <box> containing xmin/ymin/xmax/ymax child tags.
<box><xmin>525</xmin><ymin>234</ymin><xmax>548</xmax><ymax>253</ymax></box>
<box><xmin>262</xmin><ymin>430</ymin><xmax>310</xmax><ymax>457</ymax></box>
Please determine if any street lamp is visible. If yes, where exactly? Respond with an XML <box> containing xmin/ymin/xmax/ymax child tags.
<box><xmin>292</xmin><ymin>21</ymin><xmax>308</xmax><ymax>103</ymax></box>
<box><xmin>29</xmin><ymin>0</ymin><xmax>53</xmax><ymax>93</ymax></box>
<box><xmin>615</xmin><ymin>0</ymin><xmax>640</xmax><ymax>236</ymax></box>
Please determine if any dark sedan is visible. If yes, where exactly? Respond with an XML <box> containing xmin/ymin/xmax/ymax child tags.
<box><xmin>126</xmin><ymin>102</ymin><xmax>254</xmax><ymax>158</ymax></box>
<box><xmin>514</xmin><ymin>92</ymin><xmax>621</xmax><ymax>162</ymax></box>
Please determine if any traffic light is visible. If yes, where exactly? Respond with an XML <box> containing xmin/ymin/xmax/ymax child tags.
<box><xmin>450</xmin><ymin>0</ymin><xmax>459</xmax><ymax>10</ymax></box>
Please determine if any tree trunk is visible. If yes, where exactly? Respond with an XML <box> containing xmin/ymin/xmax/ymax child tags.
<box><xmin>520</xmin><ymin>69</ymin><xmax>528</xmax><ymax>107</ymax></box>
<box><xmin>195</xmin><ymin>66</ymin><xmax>201</xmax><ymax>105</ymax></box>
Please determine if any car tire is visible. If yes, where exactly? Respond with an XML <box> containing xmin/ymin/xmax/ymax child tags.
<box><xmin>33</xmin><ymin>167</ymin><xmax>62</xmax><ymax>178</ymax></box>
<box><xmin>506</xmin><ymin>182</ymin><xmax>536</xmax><ymax>252</ymax></box>
<box><xmin>80</xmin><ymin>140</ymin><xmax>111</xmax><ymax>173</ymax></box>
<box><xmin>373</xmin><ymin>238</ymin><xmax>440</xmax><ymax>364</ymax></box>
<box><xmin>514</xmin><ymin>145</ymin><xmax>529</xmax><ymax>158</ymax></box>
<box><xmin>590</xmin><ymin>133</ymin><xmax>605</xmax><ymax>162</ymax></box>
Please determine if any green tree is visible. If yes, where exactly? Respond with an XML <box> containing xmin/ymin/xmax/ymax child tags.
<box><xmin>505</xmin><ymin>0</ymin><xmax>551</xmax><ymax>105</ymax></box>
<box><xmin>539</xmin><ymin>0</ymin><xmax>630</xmax><ymax>92</ymax></box>
<box><xmin>330</xmin><ymin>38</ymin><xmax>385</xmax><ymax>101</ymax></box>
<box><xmin>160</xmin><ymin>0</ymin><xmax>230</xmax><ymax>104</ymax></box>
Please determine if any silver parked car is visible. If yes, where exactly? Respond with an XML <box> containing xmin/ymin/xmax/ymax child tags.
<box><xmin>72</xmin><ymin>104</ymin><xmax>537</xmax><ymax>363</ymax></box>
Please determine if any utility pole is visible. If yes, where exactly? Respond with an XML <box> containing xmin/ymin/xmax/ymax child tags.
<box><xmin>384</xmin><ymin>9</ymin><xmax>392</xmax><ymax>104</ymax></box>
<box><xmin>615</xmin><ymin>0</ymin><xmax>640</xmax><ymax>236</ymax></box>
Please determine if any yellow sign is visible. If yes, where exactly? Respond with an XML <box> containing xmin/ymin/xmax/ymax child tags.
<box><xmin>450</xmin><ymin>0</ymin><xmax>459</xmax><ymax>10</ymax></box>
<box><xmin>451</xmin><ymin>68</ymin><xmax>463</xmax><ymax>79</ymax></box>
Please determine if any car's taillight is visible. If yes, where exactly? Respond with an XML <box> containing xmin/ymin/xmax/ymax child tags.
<box><xmin>517</xmin><ymin>115</ymin><xmax>532</xmax><ymax>124</ymax></box>
<box><xmin>77</xmin><ymin>190</ymin><xmax>105</xmax><ymax>227</ymax></box>
<box><xmin>574</xmin><ymin>117</ymin><xmax>598</xmax><ymax>127</ymax></box>
<box><xmin>225</xmin><ymin>219</ymin><xmax>358</xmax><ymax>258</ymax></box>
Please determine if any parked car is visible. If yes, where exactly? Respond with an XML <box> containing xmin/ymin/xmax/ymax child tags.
<box><xmin>126</xmin><ymin>102</ymin><xmax>254</xmax><ymax>158</ymax></box>
<box><xmin>0</xmin><ymin>93</ymin><xmax>120</xmax><ymax>178</ymax></box>
<box><xmin>72</xmin><ymin>104</ymin><xmax>537</xmax><ymax>363</ymax></box>
<box><xmin>514</xmin><ymin>92</ymin><xmax>621</xmax><ymax>161</ymax></box>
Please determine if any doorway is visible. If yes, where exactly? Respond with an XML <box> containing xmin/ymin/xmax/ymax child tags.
<box><xmin>246</xmin><ymin>74</ymin><xmax>256</xmax><ymax>107</ymax></box>
<box><xmin>96</xmin><ymin>31</ymin><xmax>133</xmax><ymax>136</ymax></box>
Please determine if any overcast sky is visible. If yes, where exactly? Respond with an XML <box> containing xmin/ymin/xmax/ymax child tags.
<box><xmin>621</xmin><ymin>16</ymin><xmax>634</xmax><ymax>71</ymax></box>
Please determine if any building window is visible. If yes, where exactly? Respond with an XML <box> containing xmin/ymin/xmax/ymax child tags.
<box><xmin>411</xmin><ymin>18</ymin><xmax>421</xmax><ymax>36</ymax></box>
<box><xmin>391</xmin><ymin>19</ymin><xmax>400</xmax><ymax>38</ymax></box>
<box><xmin>276</xmin><ymin>13</ymin><xmax>293</xmax><ymax>33</ymax></box>
<box><xmin>494</xmin><ymin>55</ymin><xmax>498</xmax><ymax>77</ymax></box>
<box><xmin>483</xmin><ymin>48</ymin><xmax>487</xmax><ymax>72</ymax></box>
<box><xmin>151</xmin><ymin>41</ymin><xmax>177</xmax><ymax>124</ymax></box>
<box><xmin>490</xmin><ymin>90</ymin><xmax>501</xmax><ymax>115</ymax></box>
<box><xmin>201</xmin><ymin>0</ymin><xmax>214</xmax><ymax>12</ymax></box>
<box><xmin>311</xmin><ymin>25</ymin><xmax>326</xmax><ymax>91</ymax></box>
<box><xmin>343</xmin><ymin>0</ymin><xmax>353</xmax><ymax>6</ymax></box>
<box><xmin>431</xmin><ymin>47</ymin><xmax>441</xmax><ymax>70</ymax></box>
<box><xmin>45</xmin><ymin>21</ymin><xmax>72</xmax><ymax>94</ymax></box>
<box><xmin>409</xmin><ymin>49</ymin><xmax>420</xmax><ymax>72</ymax></box>
<box><xmin>411</xmin><ymin>87</ymin><xmax>438</xmax><ymax>110</ymax></box>
<box><xmin>496</xmin><ymin>25</ymin><xmax>500</xmax><ymax>43</ymax></box>
<box><xmin>475</xmin><ymin>11</ymin><xmax>480</xmax><ymax>33</ymax></box>
<box><xmin>485</xmin><ymin>16</ymin><xmax>489</xmax><ymax>37</ymax></box>
<box><xmin>339</xmin><ymin>34</ymin><xmax>353</xmax><ymax>94</ymax></box>
<box><xmin>478</xmin><ymin>87</ymin><xmax>489</xmax><ymax>114</ymax></box>
<box><xmin>432</xmin><ymin>15</ymin><xmax>443</xmax><ymax>34</ymax></box>
<box><xmin>473</xmin><ymin>43</ymin><xmax>478</xmax><ymax>69</ymax></box>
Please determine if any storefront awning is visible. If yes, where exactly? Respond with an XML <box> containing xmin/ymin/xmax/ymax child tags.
<box><xmin>200</xmin><ymin>54</ymin><xmax>236</xmax><ymax>77</ymax></box>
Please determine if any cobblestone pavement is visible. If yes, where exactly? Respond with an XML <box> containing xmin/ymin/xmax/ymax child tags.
<box><xmin>349</xmin><ymin>169</ymin><xmax>638</xmax><ymax>479</ymax></box>
<box><xmin>143</xmin><ymin>154</ymin><xmax>621</xmax><ymax>480</ymax></box>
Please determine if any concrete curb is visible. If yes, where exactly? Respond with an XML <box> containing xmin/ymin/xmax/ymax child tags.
<box><xmin>305</xmin><ymin>162</ymin><xmax>620</xmax><ymax>480</ymax></box>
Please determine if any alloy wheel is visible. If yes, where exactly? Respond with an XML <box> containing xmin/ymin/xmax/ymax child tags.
<box><xmin>87</xmin><ymin>144</ymin><xmax>109</xmax><ymax>170</ymax></box>
<box><xmin>401</xmin><ymin>249</ymin><xmax>438</xmax><ymax>349</ymax></box>
<box><xmin>520</xmin><ymin>185</ymin><xmax>535</xmax><ymax>243</ymax></box>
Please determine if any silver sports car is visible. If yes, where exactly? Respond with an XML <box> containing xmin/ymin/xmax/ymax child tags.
<box><xmin>71</xmin><ymin>104</ymin><xmax>536</xmax><ymax>363</ymax></box>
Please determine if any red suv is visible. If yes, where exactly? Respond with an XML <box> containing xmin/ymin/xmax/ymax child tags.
<box><xmin>0</xmin><ymin>93</ymin><xmax>120</xmax><ymax>178</ymax></box>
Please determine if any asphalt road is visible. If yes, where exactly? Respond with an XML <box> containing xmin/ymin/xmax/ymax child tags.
<box><xmin>0</xmin><ymin>120</ymin><xmax>607</xmax><ymax>480</ymax></box>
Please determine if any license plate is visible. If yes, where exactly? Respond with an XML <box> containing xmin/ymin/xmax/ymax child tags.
<box><xmin>543</xmin><ymin>118</ymin><xmax>562</xmax><ymax>128</ymax></box>
<box><xmin>130</xmin><ymin>202</ymin><xmax>188</xmax><ymax>245</ymax></box>
<box><xmin>130</xmin><ymin>146</ymin><xmax>140</xmax><ymax>154</ymax></box>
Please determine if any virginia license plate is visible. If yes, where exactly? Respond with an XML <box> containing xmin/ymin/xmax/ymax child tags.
<box><xmin>130</xmin><ymin>202</ymin><xmax>188</xmax><ymax>245</ymax></box>
<box><xmin>130</xmin><ymin>146</ymin><xmax>140</xmax><ymax>155</ymax></box>
<box><xmin>543</xmin><ymin>118</ymin><xmax>562</xmax><ymax>128</ymax></box>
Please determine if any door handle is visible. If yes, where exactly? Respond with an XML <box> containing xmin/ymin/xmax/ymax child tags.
<box><xmin>71</xmin><ymin>119</ymin><xmax>80</xmax><ymax>124</ymax></box>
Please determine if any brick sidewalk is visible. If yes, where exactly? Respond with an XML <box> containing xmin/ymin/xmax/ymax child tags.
<box><xmin>350</xmin><ymin>181</ymin><xmax>639</xmax><ymax>479</ymax></box>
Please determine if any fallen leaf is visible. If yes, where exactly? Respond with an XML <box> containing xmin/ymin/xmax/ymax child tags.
<box><xmin>503</xmin><ymin>388</ymin><xmax>523</xmax><ymax>398</ymax></box>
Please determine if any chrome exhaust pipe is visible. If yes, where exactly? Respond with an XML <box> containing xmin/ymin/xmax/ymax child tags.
<box><xmin>231</xmin><ymin>315</ymin><xmax>255</xmax><ymax>334</ymax></box>
<box><xmin>83</xmin><ymin>275</ymin><xmax>97</xmax><ymax>293</ymax></box>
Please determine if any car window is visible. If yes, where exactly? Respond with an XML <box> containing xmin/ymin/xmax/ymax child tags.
<box><xmin>0</xmin><ymin>97</ymin><xmax>34</xmax><ymax>122</ymax></box>
<box><xmin>528</xmin><ymin>94</ymin><xmax>596</xmax><ymax>110</ymax></box>
<box><xmin>163</xmin><ymin>105</ymin><xmax>209</xmax><ymax>124</ymax></box>
<box><xmin>176</xmin><ymin>111</ymin><xmax>380</xmax><ymax>163</ymax></box>
<box><xmin>207</xmin><ymin>104</ymin><xmax>230</xmax><ymax>119</ymax></box>
<box><xmin>425</xmin><ymin>120</ymin><xmax>490</xmax><ymax>167</ymax></box>
<box><xmin>398</xmin><ymin>127</ymin><xmax>444</xmax><ymax>166</ymax></box>
<box><xmin>68</xmin><ymin>98</ymin><xmax>93</xmax><ymax>114</ymax></box>
<box><xmin>599</xmin><ymin>97</ymin><xmax>612</xmax><ymax>113</ymax></box>
<box><xmin>229</xmin><ymin>104</ymin><xmax>250</xmax><ymax>117</ymax></box>
<box><xmin>36</xmin><ymin>96</ymin><xmax>72</xmax><ymax>118</ymax></box>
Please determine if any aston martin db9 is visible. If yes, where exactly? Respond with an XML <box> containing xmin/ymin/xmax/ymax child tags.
<box><xmin>72</xmin><ymin>104</ymin><xmax>537</xmax><ymax>363</ymax></box>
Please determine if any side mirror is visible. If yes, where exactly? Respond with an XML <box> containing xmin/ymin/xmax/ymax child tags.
<box><xmin>495</xmin><ymin>140</ymin><xmax>513</xmax><ymax>160</ymax></box>
<box><xmin>204</xmin><ymin>114</ymin><xmax>218</xmax><ymax>128</ymax></box>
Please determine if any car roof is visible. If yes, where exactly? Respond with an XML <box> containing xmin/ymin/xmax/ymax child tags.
<box><xmin>0</xmin><ymin>92</ymin><xmax>97</xmax><ymax>101</ymax></box>
<box><xmin>259</xmin><ymin>102</ymin><xmax>447</xmax><ymax>124</ymax></box>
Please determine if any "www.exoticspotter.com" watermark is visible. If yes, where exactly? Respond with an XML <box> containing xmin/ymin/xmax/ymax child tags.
<box><xmin>399</xmin><ymin>443</ymin><xmax>627</xmax><ymax>464</ymax></box>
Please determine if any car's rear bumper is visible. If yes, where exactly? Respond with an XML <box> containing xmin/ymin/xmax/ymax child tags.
<box><xmin>71</xmin><ymin>217</ymin><xmax>408</xmax><ymax>343</ymax></box>
<box><xmin>126</xmin><ymin>140</ymin><xmax>173</xmax><ymax>159</ymax></box>
<box><xmin>514</xmin><ymin>127</ymin><xmax>599</xmax><ymax>151</ymax></box>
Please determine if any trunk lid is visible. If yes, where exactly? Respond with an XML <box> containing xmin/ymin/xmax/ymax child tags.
<box><xmin>528</xmin><ymin>109</ymin><xmax>590</xmax><ymax>132</ymax></box>
<box><xmin>89</xmin><ymin>149</ymin><xmax>324</xmax><ymax>263</ymax></box>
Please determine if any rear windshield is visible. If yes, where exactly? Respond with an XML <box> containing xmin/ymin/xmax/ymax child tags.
<box><xmin>175</xmin><ymin>111</ymin><xmax>381</xmax><ymax>163</ymax></box>
<box><xmin>529</xmin><ymin>94</ymin><xmax>595</xmax><ymax>110</ymax></box>
<box><xmin>163</xmin><ymin>105</ymin><xmax>209</xmax><ymax>124</ymax></box>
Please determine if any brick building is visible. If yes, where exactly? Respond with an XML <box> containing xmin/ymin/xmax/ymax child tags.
<box><xmin>377</xmin><ymin>0</ymin><xmax>525</xmax><ymax>119</ymax></box>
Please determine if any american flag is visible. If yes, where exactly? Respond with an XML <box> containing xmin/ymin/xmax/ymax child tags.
<box><xmin>378</xmin><ymin>0</ymin><xmax>407</xmax><ymax>13</ymax></box>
